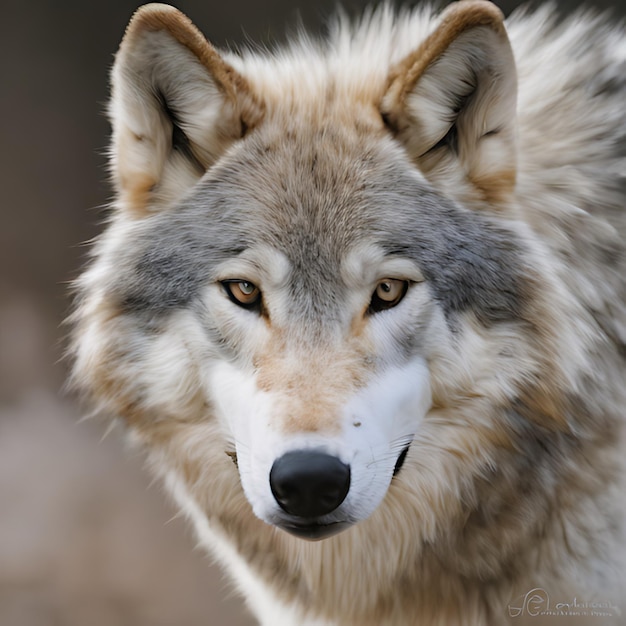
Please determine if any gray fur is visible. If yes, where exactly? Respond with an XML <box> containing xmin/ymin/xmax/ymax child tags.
<box><xmin>117</xmin><ymin>131</ymin><xmax>525</xmax><ymax>327</ymax></box>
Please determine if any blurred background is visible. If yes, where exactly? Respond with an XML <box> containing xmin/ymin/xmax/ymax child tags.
<box><xmin>0</xmin><ymin>0</ymin><xmax>622</xmax><ymax>625</ymax></box>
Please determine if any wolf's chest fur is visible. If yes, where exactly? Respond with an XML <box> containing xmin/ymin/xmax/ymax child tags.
<box><xmin>71</xmin><ymin>1</ymin><xmax>625</xmax><ymax>624</ymax></box>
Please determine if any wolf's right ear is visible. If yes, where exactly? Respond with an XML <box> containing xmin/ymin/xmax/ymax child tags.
<box><xmin>110</xmin><ymin>4</ymin><xmax>263</xmax><ymax>214</ymax></box>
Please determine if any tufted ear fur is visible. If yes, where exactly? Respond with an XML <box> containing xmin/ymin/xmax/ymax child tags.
<box><xmin>110</xmin><ymin>3</ymin><xmax>263</xmax><ymax>214</ymax></box>
<box><xmin>382</xmin><ymin>1</ymin><xmax>517</xmax><ymax>207</ymax></box>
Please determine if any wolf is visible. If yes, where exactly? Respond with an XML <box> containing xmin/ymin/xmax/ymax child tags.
<box><xmin>70</xmin><ymin>1</ymin><xmax>626</xmax><ymax>624</ymax></box>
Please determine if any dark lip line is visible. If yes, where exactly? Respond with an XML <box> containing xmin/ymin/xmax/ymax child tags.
<box><xmin>276</xmin><ymin>520</ymin><xmax>354</xmax><ymax>540</ymax></box>
<box><xmin>272</xmin><ymin>514</ymin><xmax>358</xmax><ymax>528</ymax></box>
<box><xmin>281</xmin><ymin>520</ymin><xmax>344</xmax><ymax>530</ymax></box>
<box><xmin>393</xmin><ymin>444</ymin><xmax>411</xmax><ymax>476</ymax></box>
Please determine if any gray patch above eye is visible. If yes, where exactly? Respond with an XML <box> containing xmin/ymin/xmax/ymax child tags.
<box><xmin>113</xmin><ymin>195</ymin><xmax>250</xmax><ymax>315</ymax></box>
<box><xmin>364</xmin><ymin>167</ymin><xmax>526</xmax><ymax>326</ymax></box>
<box><xmin>120</xmin><ymin>249</ymin><xmax>201</xmax><ymax>311</ymax></box>
<box><xmin>384</xmin><ymin>202</ymin><xmax>525</xmax><ymax>325</ymax></box>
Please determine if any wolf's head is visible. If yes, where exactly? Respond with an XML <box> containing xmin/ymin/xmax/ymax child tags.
<box><xmin>72</xmin><ymin>2</ymin><xmax>565</xmax><ymax>542</ymax></box>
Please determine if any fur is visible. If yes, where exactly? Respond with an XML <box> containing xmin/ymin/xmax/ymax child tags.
<box><xmin>70</xmin><ymin>1</ymin><xmax>626</xmax><ymax>624</ymax></box>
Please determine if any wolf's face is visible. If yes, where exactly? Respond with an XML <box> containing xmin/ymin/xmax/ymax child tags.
<box><xmin>158</xmin><ymin>125</ymin><xmax>441</xmax><ymax>539</ymax></box>
<box><xmin>102</xmin><ymin>111</ymin><xmax>529</xmax><ymax>538</ymax></box>
<box><xmin>73</xmin><ymin>3</ymin><xmax>544</xmax><ymax>541</ymax></box>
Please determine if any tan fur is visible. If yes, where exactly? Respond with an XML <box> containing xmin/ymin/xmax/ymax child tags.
<box><xmin>469</xmin><ymin>168</ymin><xmax>517</xmax><ymax>205</ymax></box>
<box><xmin>255</xmin><ymin>339</ymin><xmax>373</xmax><ymax>434</ymax></box>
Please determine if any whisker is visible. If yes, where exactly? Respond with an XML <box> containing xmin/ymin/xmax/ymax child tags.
<box><xmin>99</xmin><ymin>419</ymin><xmax>118</xmax><ymax>443</ymax></box>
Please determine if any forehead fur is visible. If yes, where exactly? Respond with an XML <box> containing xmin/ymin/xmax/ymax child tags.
<box><xmin>227</xmin><ymin>4</ymin><xmax>435</xmax><ymax>111</ymax></box>
<box><xmin>113</xmin><ymin>111</ymin><xmax>525</xmax><ymax>327</ymax></box>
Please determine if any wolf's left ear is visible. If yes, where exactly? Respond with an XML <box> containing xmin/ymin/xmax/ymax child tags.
<box><xmin>382</xmin><ymin>1</ymin><xmax>517</xmax><ymax>206</ymax></box>
<box><xmin>110</xmin><ymin>4</ymin><xmax>263</xmax><ymax>214</ymax></box>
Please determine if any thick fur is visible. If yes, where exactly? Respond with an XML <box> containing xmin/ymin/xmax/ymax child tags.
<box><xmin>70</xmin><ymin>2</ymin><xmax>626</xmax><ymax>625</ymax></box>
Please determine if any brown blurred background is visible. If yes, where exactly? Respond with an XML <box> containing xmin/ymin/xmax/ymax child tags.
<box><xmin>0</xmin><ymin>1</ymin><xmax>622</xmax><ymax>625</ymax></box>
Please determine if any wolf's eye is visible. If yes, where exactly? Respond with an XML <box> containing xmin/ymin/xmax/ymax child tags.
<box><xmin>222</xmin><ymin>280</ymin><xmax>261</xmax><ymax>309</ymax></box>
<box><xmin>368</xmin><ymin>279</ymin><xmax>408</xmax><ymax>314</ymax></box>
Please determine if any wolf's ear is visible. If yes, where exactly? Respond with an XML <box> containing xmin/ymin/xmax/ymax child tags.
<box><xmin>110</xmin><ymin>4</ymin><xmax>263</xmax><ymax>214</ymax></box>
<box><xmin>382</xmin><ymin>1</ymin><xmax>517</xmax><ymax>207</ymax></box>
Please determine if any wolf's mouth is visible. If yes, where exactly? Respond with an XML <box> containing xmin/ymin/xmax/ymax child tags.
<box><xmin>277</xmin><ymin>520</ymin><xmax>353</xmax><ymax>541</ymax></box>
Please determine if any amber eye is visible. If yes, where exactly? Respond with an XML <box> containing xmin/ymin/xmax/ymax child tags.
<box><xmin>222</xmin><ymin>280</ymin><xmax>261</xmax><ymax>309</ymax></box>
<box><xmin>368</xmin><ymin>279</ymin><xmax>408</xmax><ymax>314</ymax></box>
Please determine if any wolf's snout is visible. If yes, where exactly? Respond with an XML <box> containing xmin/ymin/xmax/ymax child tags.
<box><xmin>269</xmin><ymin>450</ymin><xmax>350</xmax><ymax>518</ymax></box>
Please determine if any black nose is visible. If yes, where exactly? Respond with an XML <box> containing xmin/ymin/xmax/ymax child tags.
<box><xmin>269</xmin><ymin>450</ymin><xmax>351</xmax><ymax>518</ymax></box>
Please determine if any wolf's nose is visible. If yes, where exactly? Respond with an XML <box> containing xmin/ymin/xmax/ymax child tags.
<box><xmin>269</xmin><ymin>450</ymin><xmax>350</xmax><ymax>518</ymax></box>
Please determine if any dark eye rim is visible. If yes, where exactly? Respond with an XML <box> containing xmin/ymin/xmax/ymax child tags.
<box><xmin>220</xmin><ymin>279</ymin><xmax>262</xmax><ymax>311</ymax></box>
<box><xmin>367</xmin><ymin>279</ymin><xmax>410</xmax><ymax>315</ymax></box>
